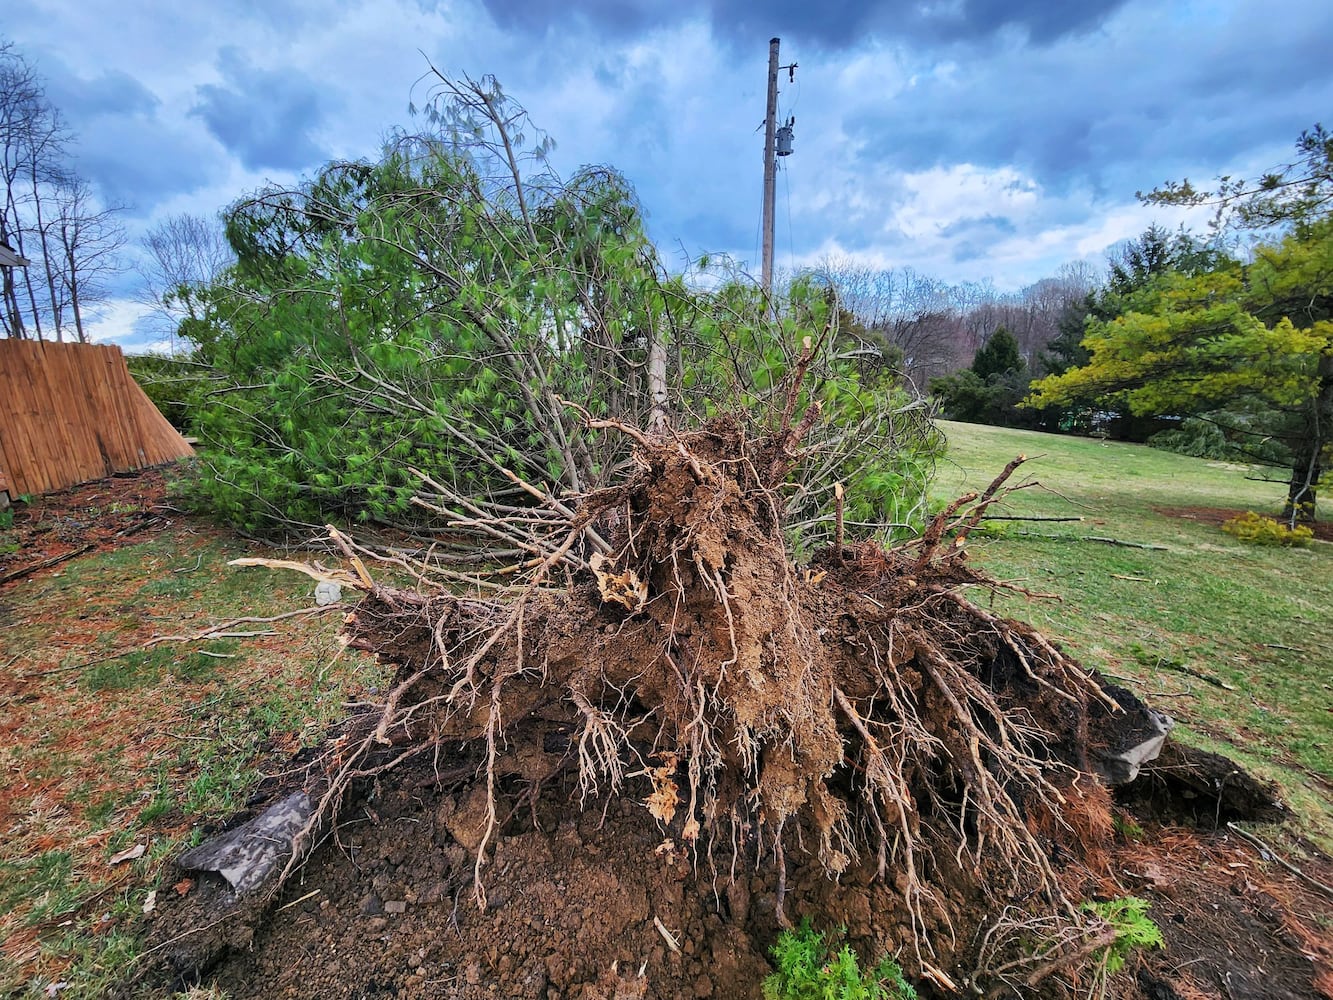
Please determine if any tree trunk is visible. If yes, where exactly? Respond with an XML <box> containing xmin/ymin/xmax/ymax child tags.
<box><xmin>1282</xmin><ymin>352</ymin><xmax>1333</xmax><ymax>525</ymax></box>
<box><xmin>15</xmin><ymin>224</ymin><xmax>43</xmax><ymax>340</ymax></box>
<box><xmin>30</xmin><ymin>160</ymin><xmax>64</xmax><ymax>341</ymax></box>
<box><xmin>66</xmin><ymin>242</ymin><xmax>85</xmax><ymax>343</ymax></box>
<box><xmin>1</xmin><ymin>262</ymin><xmax>23</xmax><ymax>337</ymax></box>
<box><xmin>647</xmin><ymin>321</ymin><xmax>669</xmax><ymax>435</ymax></box>
<box><xmin>0</xmin><ymin>211</ymin><xmax>27</xmax><ymax>337</ymax></box>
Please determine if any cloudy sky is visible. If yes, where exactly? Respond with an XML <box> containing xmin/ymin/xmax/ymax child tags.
<box><xmin>7</xmin><ymin>0</ymin><xmax>1332</xmax><ymax>350</ymax></box>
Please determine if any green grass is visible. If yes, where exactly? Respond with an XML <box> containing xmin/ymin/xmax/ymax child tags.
<box><xmin>0</xmin><ymin>523</ymin><xmax>386</xmax><ymax>998</ymax></box>
<box><xmin>932</xmin><ymin>420</ymin><xmax>1333</xmax><ymax>846</ymax></box>
<box><xmin>81</xmin><ymin>639</ymin><xmax>239</xmax><ymax>691</ymax></box>
<box><xmin>21</xmin><ymin>533</ymin><xmax>313</xmax><ymax>610</ymax></box>
<box><xmin>0</xmin><ymin>851</ymin><xmax>76</xmax><ymax>926</ymax></box>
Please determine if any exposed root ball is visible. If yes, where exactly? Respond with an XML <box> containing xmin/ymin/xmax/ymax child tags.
<box><xmin>324</xmin><ymin>418</ymin><xmax>1154</xmax><ymax>988</ymax></box>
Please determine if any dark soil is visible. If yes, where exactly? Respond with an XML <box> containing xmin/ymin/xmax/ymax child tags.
<box><xmin>1154</xmin><ymin>505</ymin><xmax>1333</xmax><ymax>543</ymax></box>
<box><xmin>143</xmin><ymin>760</ymin><xmax>1333</xmax><ymax>1000</ymax></box>
<box><xmin>0</xmin><ymin>463</ymin><xmax>183</xmax><ymax>586</ymax></box>
<box><xmin>1115</xmin><ymin>742</ymin><xmax>1289</xmax><ymax>828</ymax></box>
<box><xmin>1118</xmin><ymin>828</ymin><xmax>1333</xmax><ymax>1000</ymax></box>
<box><xmin>157</xmin><ymin>761</ymin><xmax>777</xmax><ymax>1000</ymax></box>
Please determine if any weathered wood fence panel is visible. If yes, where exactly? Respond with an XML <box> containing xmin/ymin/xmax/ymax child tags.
<box><xmin>0</xmin><ymin>339</ymin><xmax>194</xmax><ymax>499</ymax></box>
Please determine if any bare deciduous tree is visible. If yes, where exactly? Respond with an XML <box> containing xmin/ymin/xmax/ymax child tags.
<box><xmin>815</xmin><ymin>256</ymin><xmax>969</xmax><ymax>389</ymax></box>
<box><xmin>137</xmin><ymin>212</ymin><xmax>233</xmax><ymax>348</ymax></box>
<box><xmin>0</xmin><ymin>41</ymin><xmax>46</xmax><ymax>338</ymax></box>
<box><xmin>51</xmin><ymin>178</ymin><xmax>126</xmax><ymax>342</ymax></box>
<box><xmin>0</xmin><ymin>41</ymin><xmax>127</xmax><ymax>342</ymax></box>
<box><xmin>820</xmin><ymin>253</ymin><xmax>1102</xmax><ymax>388</ymax></box>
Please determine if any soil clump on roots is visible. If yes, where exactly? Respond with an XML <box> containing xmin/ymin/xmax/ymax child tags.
<box><xmin>139</xmin><ymin>418</ymin><xmax>1325</xmax><ymax>999</ymax></box>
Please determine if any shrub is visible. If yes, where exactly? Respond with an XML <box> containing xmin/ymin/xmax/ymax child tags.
<box><xmin>1082</xmin><ymin>896</ymin><xmax>1164</xmax><ymax>978</ymax></box>
<box><xmin>1222</xmin><ymin>511</ymin><xmax>1314</xmax><ymax>547</ymax></box>
<box><xmin>764</xmin><ymin>920</ymin><xmax>917</xmax><ymax>1000</ymax></box>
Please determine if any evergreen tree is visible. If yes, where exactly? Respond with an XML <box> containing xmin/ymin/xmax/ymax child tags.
<box><xmin>929</xmin><ymin>326</ymin><xmax>1035</xmax><ymax>428</ymax></box>
<box><xmin>1028</xmin><ymin>217</ymin><xmax>1332</xmax><ymax>523</ymax></box>
<box><xmin>971</xmin><ymin>326</ymin><xmax>1022</xmax><ymax>380</ymax></box>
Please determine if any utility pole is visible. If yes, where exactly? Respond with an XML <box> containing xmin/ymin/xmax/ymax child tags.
<box><xmin>760</xmin><ymin>38</ymin><xmax>796</xmax><ymax>303</ymax></box>
<box><xmin>761</xmin><ymin>37</ymin><xmax>780</xmax><ymax>300</ymax></box>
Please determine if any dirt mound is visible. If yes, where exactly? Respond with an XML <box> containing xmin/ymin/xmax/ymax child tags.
<box><xmin>166</xmin><ymin>765</ymin><xmax>776</xmax><ymax>999</ymax></box>
<box><xmin>142</xmin><ymin>762</ymin><xmax>1328</xmax><ymax>1000</ymax></box>
<box><xmin>134</xmin><ymin>418</ymin><xmax>1324</xmax><ymax>999</ymax></box>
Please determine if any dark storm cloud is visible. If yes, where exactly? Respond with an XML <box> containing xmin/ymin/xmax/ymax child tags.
<box><xmin>44</xmin><ymin>68</ymin><xmax>159</xmax><ymax>120</ymax></box>
<box><xmin>22</xmin><ymin>54</ymin><xmax>226</xmax><ymax>212</ymax></box>
<box><xmin>712</xmin><ymin>0</ymin><xmax>1134</xmax><ymax>49</ymax></box>
<box><xmin>478</xmin><ymin>0</ymin><xmax>671</xmax><ymax>39</ymax></box>
<box><xmin>72</xmin><ymin>126</ymin><xmax>225</xmax><ymax>210</ymax></box>
<box><xmin>190</xmin><ymin>48</ymin><xmax>332</xmax><ymax>171</ymax></box>
<box><xmin>840</xmin><ymin>2</ymin><xmax>1333</xmax><ymax>199</ymax></box>
<box><xmin>476</xmin><ymin>0</ymin><xmax>1133</xmax><ymax>50</ymax></box>
<box><xmin>954</xmin><ymin>0</ymin><xmax>1125</xmax><ymax>43</ymax></box>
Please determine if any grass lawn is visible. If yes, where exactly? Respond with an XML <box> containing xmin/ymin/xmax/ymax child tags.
<box><xmin>932</xmin><ymin>420</ymin><xmax>1333</xmax><ymax>848</ymax></box>
<box><xmin>0</xmin><ymin>522</ymin><xmax>386</xmax><ymax>998</ymax></box>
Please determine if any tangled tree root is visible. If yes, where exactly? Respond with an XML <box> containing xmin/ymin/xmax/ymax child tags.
<box><xmin>219</xmin><ymin>414</ymin><xmax>1179</xmax><ymax>996</ymax></box>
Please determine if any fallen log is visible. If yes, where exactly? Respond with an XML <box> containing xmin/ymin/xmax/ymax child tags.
<box><xmin>0</xmin><ymin>543</ymin><xmax>94</xmax><ymax>585</ymax></box>
<box><xmin>1083</xmin><ymin>535</ymin><xmax>1169</xmax><ymax>550</ymax></box>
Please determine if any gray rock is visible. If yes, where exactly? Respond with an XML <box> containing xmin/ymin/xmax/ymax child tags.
<box><xmin>1087</xmin><ymin>683</ymin><xmax>1174</xmax><ymax>785</ymax></box>
<box><xmin>177</xmin><ymin>791</ymin><xmax>313</xmax><ymax>894</ymax></box>
<box><xmin>1107</xmin><ymin>721</ymin><xmax>1172</xmax><ymax>784</ymax></box>
<box><xmin>314</xmin><ymin>580</ymin><xmax>343</xmax><ymax>606</ymax></box>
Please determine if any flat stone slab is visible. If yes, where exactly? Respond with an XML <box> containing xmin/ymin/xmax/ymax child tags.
<box><xmin>178</xmin><ymin>791</ymin><xmax>313</xmax><ymax>894</ymax></box>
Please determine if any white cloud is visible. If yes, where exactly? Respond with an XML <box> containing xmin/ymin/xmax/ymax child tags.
<box><xmin>8</xmin><ymin>0</ymin><xmax>1333</xmax><ymax>352</ymax></box>
<box><xmin>891</xmin><ymin>164</ymin><xmax>1040</xmax><ymax>239</ymax></box>
<box><xmin>84</xmin><ymin>298</ymin><xmax>168</xmax><ymax>355</ymax></box>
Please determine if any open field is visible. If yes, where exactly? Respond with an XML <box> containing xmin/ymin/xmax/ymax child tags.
<box><xmin>932</xmin><ymin>420</ymin><xmax>1333</xmax><ymax>847</ymax></box>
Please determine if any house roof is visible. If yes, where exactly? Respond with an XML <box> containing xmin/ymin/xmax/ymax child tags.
<box><xmin>0</xmin><ymin>242</ymin><xmax>31</xmax><ymax>268</ymax></box>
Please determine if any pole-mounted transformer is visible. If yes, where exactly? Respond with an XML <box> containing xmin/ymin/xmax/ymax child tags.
<box><xmin>761</xmin><ymin>40</ymin><xmax>797</xmax><ymax>300</ymax></box>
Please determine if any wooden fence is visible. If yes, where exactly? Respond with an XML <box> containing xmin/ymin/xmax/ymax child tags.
<box><xmin>0</xmin><ymin>339</ymin><xmax>194</xmax><ymax>500</ymax></box>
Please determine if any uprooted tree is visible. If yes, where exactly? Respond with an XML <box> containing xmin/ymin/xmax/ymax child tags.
<box><xmin>162</xmin><ymin>72</ymin><xmax>1212</xmax><ymax>998</ymax></box>
<box><xmin>178</xmin><ymin>71</ymin><xmax>939</xmax><ymax>564</ymax></box>
<box><xmin>212</xmin><ymin>394</ymin><xmax>1177</xmax><ymax>996</ymax></box>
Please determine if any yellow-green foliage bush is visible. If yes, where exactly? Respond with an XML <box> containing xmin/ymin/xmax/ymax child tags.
<box><xmin>1221</xmin><ymin>511</ymin><xmax>1313</xmax><ymax>547</ymax></box>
